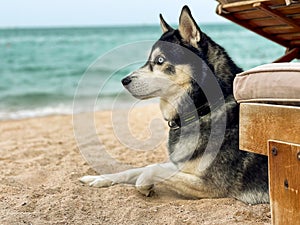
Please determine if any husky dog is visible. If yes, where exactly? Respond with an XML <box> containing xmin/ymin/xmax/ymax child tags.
<box><xmin>80</xmin><ymin>6</ymin><xmax>269</xmax><ymax>204</ymax></box>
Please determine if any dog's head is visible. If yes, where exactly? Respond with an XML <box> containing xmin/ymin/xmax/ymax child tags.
<box><xmin>122</xmin><ymin>6</ymin><xmax>205</xmax><ymax>102</ymax></box>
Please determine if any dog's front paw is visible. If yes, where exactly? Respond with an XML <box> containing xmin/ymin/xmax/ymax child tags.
<box><xmin>80</xmin><ymin>175</ymin><xmax>113</xmax><ymax>188</ymax></box>
<box><xmin>136</xmin><ymin>184</ymin><xmax>155</xmax><ymax>197</ymax></box>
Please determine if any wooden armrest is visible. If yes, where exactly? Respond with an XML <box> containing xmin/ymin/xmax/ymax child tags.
<box><xmin>239</xmin><ymin>103</ymin><xmax>300</xmax><ymax>155</ymax></box>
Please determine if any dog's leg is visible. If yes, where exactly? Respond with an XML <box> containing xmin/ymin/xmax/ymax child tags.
<box><xmin>80</xmin><ymin>163</ymin><xmax>177</xmax><ymax>191</ymax></box>
<box><xmin>80</xmin><ymin>167</ymin><xmax>147</xmax><ymax>187</ymax></box>
<box><xmin>81</xmin><ymin>162</ymin><xmax>217</xmax><ymax>198</ymax></box>
<box><xmin>80</xmin><ymin>164</ymin><xmax>175</xmax><ymax>196</ymax></box>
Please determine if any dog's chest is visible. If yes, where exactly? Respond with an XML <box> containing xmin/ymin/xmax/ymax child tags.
<box><xmin>168</xmin><ymin>125</ymin><xmax>203</xmax><ymax>163</ymax></box>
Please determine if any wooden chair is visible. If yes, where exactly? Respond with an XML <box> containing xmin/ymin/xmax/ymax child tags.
<box><xmin>240</xmin><ymin>104</ymin><xmax>300</xmax><ymax>224</ymax></box>
<box><xmin>216</xmin><ymin>1</ymin><xmax>300</xmax><ymax>224</ymax></box>
<box><xmin>216</xmin><ymin>0</ymin><xmax>300</xmax><ymax>62</ymax></box>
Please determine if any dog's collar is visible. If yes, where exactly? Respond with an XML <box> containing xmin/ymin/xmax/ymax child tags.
<box><xmin>167</xmin><ymin>99</ymin><xmax>222</xmax><ymax>130</ymax></box>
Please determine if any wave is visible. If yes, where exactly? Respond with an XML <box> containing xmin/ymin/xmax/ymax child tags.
<box><xmin>0</xmin><ymin>98</ymin><xmax>143</xmax><ymax>121</ymax></box>
<box><xmin>0</xmin><ymin>104</ymin><xmax>74</xmax><ymax>121</ymax></box>
<box><xmin>0</xmin><ymin>90</ymin><xmax>136</xmax><ymax>121</ymax></box>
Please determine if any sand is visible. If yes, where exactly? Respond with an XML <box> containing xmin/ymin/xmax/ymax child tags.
<box><xmin>0</xmin><ymin>105</ymin><xmax>271</xmax><ymax>225</ymax></box>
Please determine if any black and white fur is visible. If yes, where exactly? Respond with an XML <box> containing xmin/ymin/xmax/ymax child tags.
<box><xmin>80</xmin><ymin>6</ymin><xmax>269</xmax><ymax>204</ymax></box>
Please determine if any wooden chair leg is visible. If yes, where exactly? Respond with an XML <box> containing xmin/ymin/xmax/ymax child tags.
<box><xmin>268</xmin><ymin>140</ymin><xmax>300</xmax><ymax>225</ymax></box>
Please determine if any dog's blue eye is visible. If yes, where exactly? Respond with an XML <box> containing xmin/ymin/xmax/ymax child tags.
<box><xmin>156</xmin><ymin>56</ymin><xmax>165</xmax><ymax>65</ymax></box>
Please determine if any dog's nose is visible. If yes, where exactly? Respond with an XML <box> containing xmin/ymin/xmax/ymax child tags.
<box><xmin>122</xmin><ymin>76</ymin><xmax>132</xmax><ymax>86</ymax></box>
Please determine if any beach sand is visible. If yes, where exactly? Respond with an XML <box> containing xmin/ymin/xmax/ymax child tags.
<box><xmin>0</xmin><ymin>104</ymin><xmax>271</xmax><ymax>225</ymax></box>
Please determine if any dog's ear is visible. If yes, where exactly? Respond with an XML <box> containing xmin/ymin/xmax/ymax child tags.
<box><xmin>179</xmin><ymin>6</ymin><xmax>201</xmax><ymax>47</ymax></box>
<box><xmin>160</xmin><ymin>14</ymin><xmax>174</xmax><ymax>33</ymax></box>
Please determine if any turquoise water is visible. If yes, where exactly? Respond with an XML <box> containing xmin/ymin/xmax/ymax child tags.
<box><xmin>0</xmin><ymin>24</ymin><xmax>284</xmax><ymax>120</ymax></box>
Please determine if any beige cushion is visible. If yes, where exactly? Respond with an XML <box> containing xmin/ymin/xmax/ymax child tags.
<box><xmin>233</xmin><ymin>63</ymin><xmax>300</xmax><ymax>104</ymax></box>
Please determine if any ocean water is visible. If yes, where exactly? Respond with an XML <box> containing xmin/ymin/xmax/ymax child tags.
<box><xmin>0</xmin><ymin>24</ymin><xmax>284</xmax><ymax>120</ymax></box>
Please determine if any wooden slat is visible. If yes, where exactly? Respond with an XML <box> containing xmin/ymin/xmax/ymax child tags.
<box><xmin>233</xmin><ymin>9</ymin><xmax>268</xmax><ymax>20</ymax></box>
<box><xmin>277</xmin><ymin>32</ymin><xmax>300</xmax><ymax>40</ymax></box>
<box><xmin>217</xmin><ymin>11</ymin><xmax>290</xmax><ymax>47</ymax></box>
<box><xmin>270</xmin><ymin>2</ymin><xmax>300</xmax><ymax>9</ymax></box>
<box><xmin>220</xmin><ymin>0</ymin><xmax>270</xmax><ymax>12</ymax></box>
<box><xmin>220</xmin><ymin>0</ymin><xmax>269</xmax><ymax>8</ymax></box>
<box><xmin>219</xmin><ymin>1</ymin><xmax>300</xmax><ymax>15</ymax></box>
<box><xmin>273</xmin><ymin>3</ymin><xmax>300</xmax><ymax>15</ymax></box>
<box><xmin>249</xmin><ymin>17</ymin><xmax>286</xmax><ymax>27</ymax></box>
<box><xmin>269</xmin><ymin>0</ymin><xmax>292</xmax><ymax>4</ymax></box>
<box><xmin>219</xmin><ymin>0</ymin><xmax>286</xmax><ymax>7</ymax></box>
<box><xmin>248</xmin><ymin>16</ymin><xmax>300</xmax><ymax>28</ymax></box>
<box><xmin>239</xmin><ymin>103</ymin><xmax>300</xmax><ymax>155</ymax></box>
<box><xmin>268</xmin><ymin>141</ymin><xmax>300</xmax><ymax>225</ymax></box>
<box><xmin>262</xmin><ymin>25</ymin><xmax>298</xmax><ymax>34</ymax></box>
<box><xmin>289</xmin><ymin>13</ymin><xmax>300</xmax><ymax>19</ymax></box>
<box><xmin>291</xmin><ymin>39</ymin><xmax>300</xmax><ymax>46</ymax></box>
<box><xmin>254</xmin><ymin>2</ymin><xmax>300</xmax><ymax>30</ymax></box>
<box><xmin>288</xmin><ymin>17</ymin><xmax>300</xmax><ymax>24</ymax></box>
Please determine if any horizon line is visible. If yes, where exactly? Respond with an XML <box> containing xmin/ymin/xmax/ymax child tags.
<box><xmin>0</xmin><ymin>21</ymin><xmax>230</xmax><ymax>30</ymax></box>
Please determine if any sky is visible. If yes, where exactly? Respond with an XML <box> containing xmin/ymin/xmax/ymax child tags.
<box><xmin>0</xmin><ymin>0</ymin><xmax>228</xmax><ymax>28</ymax></box>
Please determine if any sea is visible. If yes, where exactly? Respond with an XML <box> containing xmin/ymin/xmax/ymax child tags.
<box><xmin>0</xmin><ymin>24</ymin><xmax>284</xmax><ymax>120</ymax></box>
